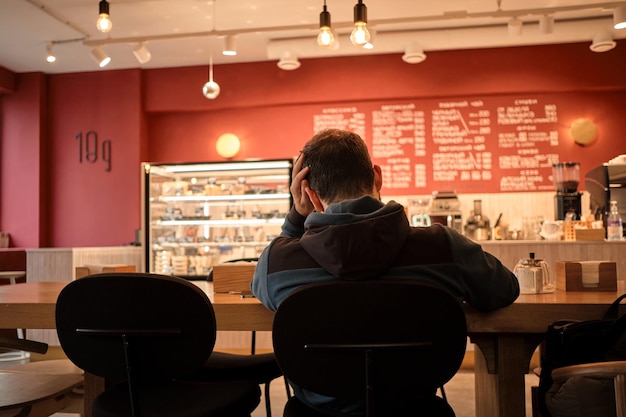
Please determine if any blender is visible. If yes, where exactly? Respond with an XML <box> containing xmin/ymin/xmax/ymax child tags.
<box><xmin>552</xmin><ymin>162</ymin><xmax>582</xmax><ymax>220</ymax></box>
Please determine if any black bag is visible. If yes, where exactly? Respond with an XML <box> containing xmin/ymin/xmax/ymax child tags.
<box><xmin>537</xmin><ymin>293</ymin><xmax>626</xmax><ymax>417</ymax></box>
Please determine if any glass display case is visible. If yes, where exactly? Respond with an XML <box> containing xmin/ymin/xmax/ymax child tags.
<box><xmin>142</xmin><ymin>159</ymin><xmax>292</xmax><ymax>278</ymax></box>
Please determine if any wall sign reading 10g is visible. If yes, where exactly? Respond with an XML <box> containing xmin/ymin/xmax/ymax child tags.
<box><xmin>75</xmin><ymin>131</ymin><xmax>111</xmax><ymax>172</ymax></box>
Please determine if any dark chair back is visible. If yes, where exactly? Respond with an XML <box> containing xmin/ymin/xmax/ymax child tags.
<box><xmin>56</xmin><ymin>272</ymin><xmax>216</xmax><ymax>383</ymax></box>
<box><xmin>272</xmin><ymin>279</ymin><xmax>467</xmax><ymax>416</ymax></box>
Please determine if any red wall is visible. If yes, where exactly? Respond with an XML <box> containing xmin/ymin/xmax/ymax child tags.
<box><xmin>1</xmin><ymin>41</ymin><xmax>625</xmax><ymax>248</ymax></box>
<box><xmin>45</xmin><ymin>69</ymin><xmax>145</xmax><ymax>247</ymax></box>
<box><xmin>0</xmin><ymin>73</ymin><xmax>47</xmax><ymax>248</ymax></box>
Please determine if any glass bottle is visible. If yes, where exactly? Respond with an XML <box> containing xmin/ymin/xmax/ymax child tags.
<box><xmin>607</xmin><ymin>200</ymin><xmax>623</xmax><ymax>241</ymax></box>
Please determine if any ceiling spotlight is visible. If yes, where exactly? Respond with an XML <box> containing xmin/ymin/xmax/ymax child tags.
<box><xmin>539</xmin><ymin>15</ymin><xmax>554</xmax><ymax>34</ymax></box>
<box><xmin>508</xmin><ymin>17</ymin><xmax>523</xmax><ymax>37</ymax></box>
<box><xmin>350</xmin><ymin>0</ymin><xmax>371</xmax><ymax>47</ymax></box>
<box><xmin>202</xmin><ymin>57</ymin><xmax>220</xmax><ymax>99</ymax></box>
<box><xmin>317</xmin><ymin>1</ymin><xmax>335</xmax><ymax>48</ymax></box>
<box><xmin>614</xmin><ymin>5</ymin><xmax>626</xmax><ymax>29</ymax></box>
<box><xmin>96</xmin><ymin>0</ymin><xmax>112</xmax><ymax>33</ymax></box>
<box><xmin>45</xmin><ymin>43</ymin><xmax>56</xmax><ymax>63</ymax></box>
<box><xmin>402</xmin><ymin>43</ymin><xmax>427</xmax><ymax>64</ymax></box>
<box><xmin>277</xmin><ymin>51</ymin><xmax>301</xmax><ymax>71</ymax></box>
<box><xmin>91</xmin><ymin>46</ymin><xmax>111</xmax><ymax>68</ymax></box>
<box><xmin>589</xmin><ymin>30</ymin><xmax>616</xmax><ymax>53</ymax></box>
<box><xmin>222</xmin><ymin>35</ymin><xmax>237</xmax><ymax>56</ymax></box>
<box><xmin>133</xmin><ymin>42</ymin><xmax>151</xmax><ymax>64</ymax></box>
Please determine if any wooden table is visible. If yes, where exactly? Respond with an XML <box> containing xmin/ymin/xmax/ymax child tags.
<box><xmin>0</xmin><ymin>281</ymin><xmax>274</xmax><ymax>331</ymax></box>
<box><xmin>1</xmin><ymin>281</ymin><xmax>625</xmax><ymax>417</ymax></box>
<box><xmin>0</xmin><ymin>271</ymin><xmax>27</xmax><ymax>346</ymax></box>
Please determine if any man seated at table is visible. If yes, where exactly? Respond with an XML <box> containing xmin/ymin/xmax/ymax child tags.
<box><xmin>251</xmin><ymin>128</ymin><xmax>520</xmax><ymax>416</ymax></box>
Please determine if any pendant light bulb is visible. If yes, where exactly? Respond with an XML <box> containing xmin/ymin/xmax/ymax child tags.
<box><xmin>96</xmin><ymin>0</ymin><xmax>112</xmax><ymax>33</ymax></box>
<box><xmin>203</xmin><ymin>57</ymin><xmax>220</xmax><ymax>100</ymax></box>
<box><xmin>350</xmin><ymin>0</ymin><xmax>370</xmax><ymax>47</ymax></box>
<box><xmin>317</xmin><ymin>2</ymin><xmax>335</xmax><ymax>48</ymax></box>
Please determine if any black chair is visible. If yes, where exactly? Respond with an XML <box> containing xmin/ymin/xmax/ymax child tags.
<box><xmin>272</xmin><ymin>280</ymin><xmax>468</xmax><ymax>417</ymax></box>
<box><xmin>55</xmin><ymin>272</ymin><xmax>261</xmax><ymax>417</ymax></box>
<box><xmin>187</xmin><ymin>350</ymin><xmax>287</xmax><ymax>417</ymax></box>
<box><xmin>185</xmin><ymin>258</ymin><xmax>288</xmax><ymax>417</ymax></box>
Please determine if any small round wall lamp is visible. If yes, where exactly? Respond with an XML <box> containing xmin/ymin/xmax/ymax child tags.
<box><xmin>570</xmin><ymin>118</ymin><xmax>597</xmax><ymax>146</ymax></box>
<box><xmin>216</xmin><ymin>133</ymin><xmax>241</xmax><ymax>159</ymax></box>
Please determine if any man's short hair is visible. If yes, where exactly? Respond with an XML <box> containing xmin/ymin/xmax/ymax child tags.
<box><xmin>301</xmin><ymin>129</ymin><xmax>374</xmax><ymax>203</ymax></box>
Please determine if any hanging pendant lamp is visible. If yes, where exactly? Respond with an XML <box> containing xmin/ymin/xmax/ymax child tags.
<box><xmin>202</xmin><ymin>56</ymin><xmax>221</xmax><ymax>99</ymax></box>
<box><xmin>317</xmin><ymin>0</ymin><xmax>335</xmax><ymax>48</ymax></box>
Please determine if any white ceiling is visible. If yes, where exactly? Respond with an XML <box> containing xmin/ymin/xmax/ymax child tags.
<box><xmin>0</xmin><ymin>0</ymin><xmax>625</xmax><ymax>74</ymax></box>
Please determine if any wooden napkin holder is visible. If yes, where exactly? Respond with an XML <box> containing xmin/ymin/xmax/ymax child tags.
<box><xmin>555</xmin><ymin>261</ymin><xmax>617</xmax><ymax>292</ymax></box>
<box><xmin>212</xmin><ymin>262</ymin><xmax>256</xmax><ymax>293</ymax></box>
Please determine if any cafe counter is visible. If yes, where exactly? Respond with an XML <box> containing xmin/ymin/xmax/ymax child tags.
<box><xmin>479</xmin><ymin>239</ymin><xmax>626</xmax><ymax>276</ymax></box>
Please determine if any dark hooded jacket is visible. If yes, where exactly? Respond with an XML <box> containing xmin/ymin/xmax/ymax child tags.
<box><xmin>251</xmin><ymin>196</ymin><xmax>519</xmax><ymax>311</ymax></box>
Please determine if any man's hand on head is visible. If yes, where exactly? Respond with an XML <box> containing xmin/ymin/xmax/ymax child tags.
<box><xmin>291</xmin><ymin>153</ymin><xmax>315</xmax><ymax>217</ymax></box>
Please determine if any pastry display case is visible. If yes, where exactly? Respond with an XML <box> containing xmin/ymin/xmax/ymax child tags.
<box><xmin>142</xmin><ymin>159</ymin><xmax>292</xmax><ymax>278</ymax></box>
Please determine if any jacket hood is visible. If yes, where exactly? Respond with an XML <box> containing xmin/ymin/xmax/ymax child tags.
<box><xmin>300</xmin><ymin>196</ymin><xmax>410</xmax><ymax>280</ymax></box>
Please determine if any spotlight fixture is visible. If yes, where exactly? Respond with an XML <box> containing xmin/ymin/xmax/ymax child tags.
<box><xmin>589</xmin><ymin>30</ymin><xmax>616</xmax><ymax>52</ymax></box>
<box><xmin>96</xmin><ymin>0</ymin><xmax>112</xmax><ymax>33</ymax></box>
<box><xmin>507</xmin><ymin>17</ymin><xmax>523</xmax><ymax>37</ymax></box>
<box><xmin>202</xmin><ymin>57</ymin><xmax>220</xmax><ymax>99</ymax></box>
<box><xmin>317</xmin><ymin>0</ymin><xmax>335</xmax><ymax>48</ymax></box>
<box><xmin>133</xmin><ymin>42</ymin><xmax>151</xmax><ymax>64</ymax></box>
<box><xmin>222</xmin><ymin>35</ymin><xmax>237</xmax><ymax>56</ymax></box>
<box><xmin>539</xmin><ymin>15</ymin><xmax>554</xmax><ymax>34</ymax></box>
<box><xmin>45</xmin><ymin>43</ymin><xmax>56</xmax><ymax>63</ymax></box>
<box><xmin>91</xmin><ymin>46</ymin><xmax>111</xmax><ymax>67</ymax></box>
<box><xmin>614</xmin><ymin>5</ymin><xmax>626</xmax><ymax>29</ymax></box>
<box><xmin>402</xmin><ymin>43</ymin><xmax>426</xmax><ymax>64</ymax></box>
<box><xmin>350</xmin><ymin>0</ymin><xmax>371</xmax><ymax>47</ymax></box>
<box><xmin>277</xmin><ymin>51</ymin><xmax>301</xmax><ymax>71</ymax></box>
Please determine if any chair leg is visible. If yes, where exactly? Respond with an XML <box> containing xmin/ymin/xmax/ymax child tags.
<box><xmin>615</xmin><ymin>374</ymin><xmax>626</xmax><ymax>417</ymax></box>
<box><xmin>284</xmin><ymin>376</ymin><xmax>291</xmax><ymax>398</ymax></box>
<box><xmin>264</xmin><ymin>381</ymin><xmax>272</xmax><ymax>417</ymax></box>
<box><xmin>439</xmin><ymin>385</ymin><xmax>447</xmax><ymax>402</ymax></box>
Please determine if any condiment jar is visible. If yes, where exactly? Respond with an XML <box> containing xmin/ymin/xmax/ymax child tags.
<box><xmin>513</xmin><ymin>252</ymin><xmax>554</xmax><ymax>294</ymax></box>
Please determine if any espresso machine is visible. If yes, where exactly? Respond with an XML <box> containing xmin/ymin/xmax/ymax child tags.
<box><xmin>585</xmin><ymin>155</ymin><xmax>626</xmax><ymax>236</ymax></box>
<box><xmin>428</xmin><ymin>191</ymin><xmax>463</xmax><ymax>233</ymax></box>
<box><xmin>553</xmin><ymin>162</ymin><xmax>582</xmax><ymax>220</ymax></box>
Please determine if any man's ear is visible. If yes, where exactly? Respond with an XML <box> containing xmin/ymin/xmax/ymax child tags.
<box><xmin>373</xmin><ymin>164</ymin><xmax>383</xmax><ymax>193</ymax></box>
<box><xmin>305</xmin><ymin>187</ymin><xmax>325</xmax><ymax>212</ymax></box>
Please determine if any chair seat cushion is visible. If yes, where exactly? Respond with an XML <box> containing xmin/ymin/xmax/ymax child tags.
<box><xmin>185</xmin><ymin>352</ymin><xmax>282</xmax><ymax>383</ymax></box>
<box><xmin>93</xmin><ymin>380</ymin><xmax>261</xmax><ymax>417</ymax></box>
